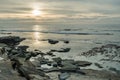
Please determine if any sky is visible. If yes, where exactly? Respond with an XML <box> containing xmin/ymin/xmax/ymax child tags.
<box><xmin>0</xmin><ymin>0</ymin><xmax>120</xmax><ymax>24</ymax></box>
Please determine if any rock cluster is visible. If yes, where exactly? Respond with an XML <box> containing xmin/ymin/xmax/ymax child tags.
<box><xmin>0</xmin><ymin>36</ymin><xmax>25</xmax><ymax>46</ymax></box>
<box><xmin>0</xmin><ymin>36</ymin><xmax>120</xmax><ymax>80</ymax></box>
<box><xmin>81</xmin><ymin>44</ymin><xmax>120</xmax><ymax>61</ymax></box>
<box><xmin>0</xmin><ymin>36</ymin><xmax>90</xmax><ymax>80</ymax></box>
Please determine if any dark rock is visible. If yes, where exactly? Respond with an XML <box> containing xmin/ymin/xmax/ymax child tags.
<box><xmin>47</xmin><ymin>62</ymin><xmax>52</xmax><ymax>66</ymax></box>
<box><xmin>46</xmin><ymin>51</ymin><xmax>55</xmax><ymax>56</ymax></box>
<box><xmin>63</xmin><ymin>40</ymin><xmax>69</xmax><ymax>44</ymax></box>
<box><xmin>11</xmin><ymin>58</ymin><xmax>31</xmax><ymax>80</ymax></box>
<box><xmin>11</xmin><ymin>58</ymin><xmax>49</xmax><ymax>80</ymax></box>
<box><xmin>0</xmin><ymin>47</ymin><xmax>5</xmax><ymax>55</ymax></box>
<box><xmin>37</xmin><ymin>57</ymin><xmax>49</xmax><ymax>64</ymax></box>
<box><xmin>48</xmin><ymin>39</ymin><xmax>59</xmax><ymax>44</ymax></box>
<box><xmin>74</xmin><ymin>61</ymin><xmax>92</xmax><ymax>67</ymax></box>
<box><xmin>53</xmin><ymin>57</ymin><xmax>63</xmax><ymax>67</ymax></box>
<box><xmin>17</xmin><ymin>46</ymin><xmax>29</xmax><ymax>52</ymax></box>
<box><xmin>64</xmin><ymin>29</ymin><xmax>71</xmax><ymax>31</ymax></box>
<box><xmin>62</xmin><ymin>59</ymin><xmax>75</xmax><ymax>64</ymax></box>
<box><xmin>60</xmin><ymin>59</ymin><xmax>80</xmax><ymax>73</ymax></box>
<box><xmin>0</xmin><ymin>36</ymin><xmax>25</xmax><ymax>46</ymax></box>
<box><xmin>109</xmin><ymin>67</ymin><xmax>120</xmax><ymax>74</ymax></box>
<box><xmin>52</xmin><ymin>62</ymin><xmax>58</xmax><ymax>67</ymax></box>
<box><xmin>50</xmin><ymin>48</ymin><xmax>71</xmax><ymax>53</ymax></box>
<box><xmin>94</xmin><ymin>63</ymin><xmax>103</xmax><ymax>68</ymax></box>
<box><xmin>53</xmin><ymin>57</ymin><xmax>62</xmax><ymax>63</ymax></box>
<box><xmin>59</xmin><ymin>48</ymin><xmax>71</xmax><ymax>52</ymax></box>
<box><xmin>0</xmin><ymin>32</ymin><xmax>12</xmax><ymax>34</ymax></box>
<box><xmin>25</xmin><ymin>52</ymin><xmax>42</xmax><ymax>61</ymax></box>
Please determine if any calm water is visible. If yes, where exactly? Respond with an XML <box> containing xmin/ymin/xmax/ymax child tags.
<box><xmin>0</xmin><ymin>23</ymin><xmax>120</xmax><ymax>70</ymax></box>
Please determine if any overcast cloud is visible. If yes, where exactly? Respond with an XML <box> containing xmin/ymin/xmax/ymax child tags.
<box><xmin>0</xmin><ymin>0</ymin><xmax>120</xmax><ymax>24</ymax></box>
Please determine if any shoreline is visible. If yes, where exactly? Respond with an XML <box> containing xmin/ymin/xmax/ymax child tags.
<box><xmin>0</xmin><ymin>36</ymin><xmax>120</xmax><ymax>80</ymax></box>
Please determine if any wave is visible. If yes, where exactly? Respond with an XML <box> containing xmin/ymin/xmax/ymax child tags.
<box><xmin>0</xmin><ymin>30</ymin><xmax>113</xmax><ymax>35</ymax></box>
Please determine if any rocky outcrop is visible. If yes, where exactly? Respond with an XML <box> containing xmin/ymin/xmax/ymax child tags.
<box><xmin>0</xmin><ymin>36</ymin><xmax>25</xmax><ymax>46</ymax></box>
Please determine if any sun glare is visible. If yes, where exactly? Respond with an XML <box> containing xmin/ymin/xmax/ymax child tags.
<box><xmin>32</xmin><ymin>9</ymin><xmax>41</xmax><ymax>16</ymax></box>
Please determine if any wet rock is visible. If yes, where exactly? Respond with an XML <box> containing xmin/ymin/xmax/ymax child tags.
<box><xmin>17</xmin><ymin>46</ymin><xmax>29</xmax><ymax>52</ymax></box>
<box><xmin>81</xmin><ymin>44</ymin><xmax>120</xmax><ymax>61</ymax></box>
<box><xmin>81</xmin><ymin>69</ymin><xmax>120</xmax><ymax>79</ymax></box>
<box><xmin>53</xmin><ymin>57</ymin><xmax>63</xmax><ymax>67</ymax></box>
<box><xmin>64</xmin><ymin>29</ymin><xmax>71</xmax><ymax>31</ymax></box>
<box><xmin>11</xmin><ymin>58</ymin><xmax>31</xmax><ymax>80</ymax></box>
<box><xmin>50</xmin><ymin>48</ymin><xmax>71</xmax><ymax>53</ymax></box>
<box><xmin>0</xmin><ymin>61</ymin><xmax>26</xmax><ymax>80</ymax></box>
<box><xmin>61</xmin><ymin>63</ymin><xmax>79</xmax><ymax>71</ymax></box>
<box><xmin>37</xmin><ymin>57</ymin><xmax>50</xmax><ymax>65</ymax></box>
<box><xmin>0</xmin><ymin>43</ymin><xmax>7</xmax><ymax>47</ymax></box>
<box><xmin>109</xmin><ymin>67</ymin><xmax>120</xmax><ymax>74</ymax></box>
<box><xmin>62</xmin><ymin>59</ymin><xmax>75</xmax><ymax>64</ymax></box>
<box><xmin>52</xmin><ymin>62</ymin><xmax>58</xmax><ymax>67</ymax></box>
<box><xmin>0</xmin><ymin>36</ymin><xmax>25</xmax><ymax>46</ymax></box>
<box><xmin>53</xmin><ymin>57</ymin><xmax>62</xmax><ymax>63</ymax></box>
<box><xmin>48</xmin><ymin>39</ymin><xmax>59</xmax><ymax>44</ymax></box>
<box><xmin>60</xmin><ymin>59</ymin><xmax>80</xmax><ymax>72</ymax></box>
<box><xmin>74</xmin><ymin>61</ymin><xmax>92</xmax><ymax>67</ymax></box>
<box><xmin>109</xmin><ymin>67</ymin><xmax>117</xmax><ymax>72</ymax></box>
<box><xmin>94</xmin><ymin>63</ymin><xmax>103</xmax><ymax>68</ymax></box>
<box><xmin>58</xmin><ymin>72</ymin><xmax>70</xmax><ymax>80</ymax></box>
<box><xmin>0</xmin><ymin>47</ymin><xmax>5</xmax><ymax>55</ymax></box>
<box><xmin>46</xmin><ymin>51</ymin><xmax>55</xmax><ymax>56</ymax></box>
<box><xmin>11</xmin><ymin>58</ymin><xmax>50</xmax><ymax>80</ymax></box>
<box><xmin>59</xmin><ymin>48</ymin><xmax>71</xmax><ymax>52</ymax></box>
<box><xmin>0</xmin><ymin>32</ymin><xmax>12</xmax><ymax>34</ymax></box>
<box><xmin>63</xmin><ymin>40</ymin><xmax>69</xmax><ymax>44</ymax></box>
<box><xmin>25</xmin><ymin>52</ymin><xmax>42</xmax><ymax>61</ymax></box>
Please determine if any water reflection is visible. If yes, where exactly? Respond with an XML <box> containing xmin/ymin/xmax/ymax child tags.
<box><xmin>32</xmin><ymin>25</ymin><xmax>43</xmax><ymax>45</ymax></box>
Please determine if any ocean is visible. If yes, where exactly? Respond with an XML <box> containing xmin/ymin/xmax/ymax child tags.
<box><xmin>0</xmin><ymin>22</ymin><xmax>120</xmax><ymax>70</ymax></box>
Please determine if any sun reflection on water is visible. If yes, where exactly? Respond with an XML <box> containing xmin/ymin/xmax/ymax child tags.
<box><xmin>32</xmin><ymin>25</ymin><xmax>43</xmax><ymax>45</ymax></box>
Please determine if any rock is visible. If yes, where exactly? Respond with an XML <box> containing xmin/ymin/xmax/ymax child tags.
<box><xmin>58</xmin><ymin>72</ymin><xmax>70</xmax><ymax>80</ymax></box>
<box><xmin>60</xmin><ymin>59</ymin><xmax>79</xmax><ymax>72</ymax></box>
<box><xmin>59</xmin><ymin>48</ymin><xmax>71</xmax><ymax>52</ymax></box>
<box><xmin>50</xmin><ymin>48</ymin><xmax>71</xmax><ymax>53</ymax></box>
<box><xmin>94</xmin><ymin>63</ymin><xmax>103</xmax><ymax>68</ymax></box>
<box><xmin>0</xmin><ymin>43</ymin><xmax>7</xmax><ymax>47</ymax></box>
<box><xmin>11</xmin><ymin>58</ymin><xmax>31</xmax><ymax>80</ymax></box>
<box><xmin>53</xmin><ymin>57</ymin><xmax>62</xmax><ymax>63</ymax></box>
<box><xmin>0</xmin><ymin>47</ymin><xmax>5</xmax><ymax>55</ymax></box>
<box><xmin>48</xmin><ymin>39</ymin><xmax>59</xmax><ymax>44</ymax></box>
<box><xmin>0</xmin><ymin>32</ymin><xmax>12</xmax><ymax>34</ymax></box>
<box><xmin>74</xmin><ymin>61</ymin><xmax>92</xmax><ymax>67</ymax></box>
<box><xmin>62</xmin><ymin>59</ymin><xmax>75</xmax><ymax>64</ymax></box>
<box><xmin>64</xmin><ymin>29</ymin><xmax>71</xmax><ymax>31</ymax></box>
<box><xmin>11</xmin><ymin>58</ymin><xmax>49</xmax><ymax>80</ymax></box>
<box><xmin>17</xmin><ymin>46</ymin><xmax>29</xmax><ymax>52</ymax></box>
<box><xmin>109</xmin><ymin>67</ymin><xmax>120</xmax><ymax>74</ymax></box>
<box><xmin>46</xmin><ymin>51</ymin><xmax>55</xmax><ymax>56</ymax></box>
<box><xmin>0</xmin><ymin>36</ymin><xmax>25</xmax><ymax>46</ymax></box>
<box><xmin>52</xmin><ymin>62</ymin><xmax>58</xmax><ymax>67</ymax></box>
<box><xmin>37</xmin><ymin>57</ymin><xmax>49</xmax><ymax>65</ymax></box>
<box><xmin>63</xmin><ymin>40</ymin><xmax>69</xmax><ymax>44</ymax></box>
<box><xmin>25</xmin><ymin>51</ymin><xmax>45</xmax><ymax>61</ymax></box>
<box><xmin>61</xmin><ymin>64</ymin><xmax>78</xmax><ymax>71</ymax></box>
<box><xmin>0</xmin><ymin>61</ymin><xmax>26</xmax><ymax>80</ymax></box>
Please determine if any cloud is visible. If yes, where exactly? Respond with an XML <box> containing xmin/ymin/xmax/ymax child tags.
<box><xmin>0</xmin><ymin>0</ymin><xmax>120</xmax><ymax>24</ymax></box>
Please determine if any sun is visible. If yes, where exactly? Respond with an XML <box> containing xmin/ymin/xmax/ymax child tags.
<box><xmin>32</xmin><ymin>9</ymin><xmax>41</xmax><ymax>16</ymax></box>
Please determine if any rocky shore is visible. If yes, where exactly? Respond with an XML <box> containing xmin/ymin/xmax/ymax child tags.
<box><xmin>0</xmin><ymin>36</ymin><xmax>120</xmax><ymax>80</ymax></box>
